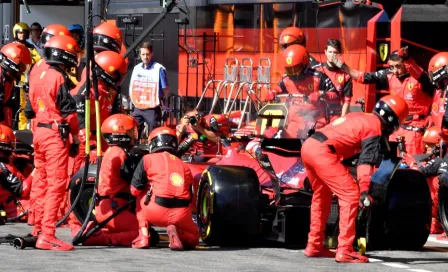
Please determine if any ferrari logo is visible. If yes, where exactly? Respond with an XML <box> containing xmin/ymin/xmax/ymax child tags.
<box><xmin>379</xmin><ymin>43</ymin><xmax>388</xmax><ymax>62</ymax></box>
<box><xmin>408</xmin><ymin>83</ymin><xmax>414</xmax><ymax>90</ymax></box>
<box><xmin>308</xmin><ymin>84</ymin><xmax>313</xmax><ymax>91</ymax></box>
<box><xmin>37</xmin><ymin>98</ymin><xmax>45</xmax><ymax>111</ymax></box>
<box><xmin>338</xmin><ymin>75</ymin><xmax>344</xmax><ymax>83</ymax></box>
<box><xmin>170</xmin><ymin>173</ymin><xmax>184</xmax><ymax>187</ymax></box>
<box><xmin>286</xmin><ymin>57</ymin><xmax>292</xmax><ymax>65</ymax></box>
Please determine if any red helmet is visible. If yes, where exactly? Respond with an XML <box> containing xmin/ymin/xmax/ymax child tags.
<box><xmin>0</xmin><ymin>43</ymin><xmax>32</xmax><ymax>76</ymax></box>
<box><xmin>40</xmin><ymin>24</ymin><xmax>72</xmax><ymax>44</ymax></box>
<box><xmin>283</xmin><ymin>44</ymin><xmax>309</xmax><ymax>76</ymax></box>
<box><xmin>423</xmin><ymin>126</ymin><xmax>442</xmax><ymax>144</ymax></box>
<box><xmin>44</xmin><ymin>35</ymin><xmax>80</xmax><ymax>67</ymax></box>
<box><xmin>428</xmin><ymin>52</ymin><xmax>448</xmax><ymax>84</ymax></box>
<box><xmin>373</xmin><ymin>95</ymin><xmax>409</xmax><ymax>134</ymax></box>
<box><xmin>279</xmin><ymin>27</ymin><xmax>306</xmax><ymax>49</ymax></box>
<box><xmin>93</xmin><ymin>22</ymin><xmax>123</xmax><ymax>53</ymax></box>
<box><xmin>0</xmin><ymin>125</ymin><xmax>15</xmax><ymax>151</ymax></box>
<box><xmin>101</xmin><ymin>114</ymin><xmax>138</xmax><ymax>146</ymax></box>
<box><xmin>94</xmin><ymin>51</ymin><xmax>127</xmax><ymax>87</ymax></box>
<box><xmin>148</xmin><ymin>127</ymin><xmax>178</xmax><ymax>155</ymax></box>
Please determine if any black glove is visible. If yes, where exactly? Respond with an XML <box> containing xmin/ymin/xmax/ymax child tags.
<box><xmin>360</xmin><ymin>191</ymin><xmax>372</xmax><ymax>208</ymax></box>
<box><xmin>69</xmin><ymin>143</ymin><xmax>79</xmax><ymax>157</ymax></box>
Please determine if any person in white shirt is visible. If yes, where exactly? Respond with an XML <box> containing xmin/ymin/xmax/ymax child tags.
<box><xmin>129</xmin><ymin>42</ymin><xmax>170</xmax><ymax>139</ymax></box>
<box><xmin>27</xmin><ymin>22</ymin><xmax>44</xmax><ymax>58</ymax></box>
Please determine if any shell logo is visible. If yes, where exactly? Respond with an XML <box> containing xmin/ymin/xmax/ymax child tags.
<box><xmin>0</xmin><ymin>134</ymin><xmax>5</xmax><ymax>140</ymax></box>
<box><xmin>338</xmin><ymin>75</ymin><xmax>344</xmax><ymax>83</ymax></box>
<box><xmin>286</xmin><ymin>57</ymin><xmax>292</xmax><ymax>65</ymax></box>
<box><xmin>37</xmin><ymin>98</ymin><xmax>45</xmax><ymax>111</ymax></box>
<box><xmin>169</xmin><ymin>154</ymin><xmax>177</xmax><ymax>160</ymax></box>
<box><xmin>109</xmin><ymin>66</ymin><xmax>115</xmax><ymax>73</ymax></box>
<box><xmin>432</xmin><ymin>103</ymin><xmax>438</xmax><ymax>112</ymax></box>
<box><xmin>283</xmin><ymin>36</ymin><xmax>290</xmax><ymax>43</ymax></box>
<box><xmin>112</xmin><ymin>124</ymin><xmax>119</xmax><ymax>131</ymax></box>
<box><xmin>11</xmin><ymin>52</ymin><xmax>17</xmax><ymax>58</ymax></box>
<box><xmin>67</xmin><ymin>43</ymin><xmax>73</xmax><ymax>50</ymax></box>
<box><xmin>59</xmin><ymin>31</ymin><xmax>66</xmax><ymax>36</ymax></box>
<box><xmin>170</xmin><ymin>173</ymin><xmax>184</xmax><ymax>187</ymax></box>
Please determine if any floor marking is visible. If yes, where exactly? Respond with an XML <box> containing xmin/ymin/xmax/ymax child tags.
<box><xmin>427</xmin><ymin>236</ymin><xmax>448</xmax><ymax>245</ymax></box>
<box><xmin>368</xmin><ymin>257</ymin><xmax>383</xmax><ymax>263</ymax></box>
<box><xmin>407</xmin><ymin>269</ymin><xmax>433</xmax><ymax>272</ymax></box>
<box><xmin>381</xmin><ymin>263</ymin><xmax>410</xmax><ymax>269</ymax></box>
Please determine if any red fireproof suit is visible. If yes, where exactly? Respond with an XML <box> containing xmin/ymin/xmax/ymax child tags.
<box><xmin>302</xmin><ymin>113</ymin><xmax>383</xmax><ymax>252</ymax></box>
<box><xmin>26</xmin><ymin>65</ymin><xmax>79</xmax><ymax>237</ymax></box>
<box><xmin>275</xmin><ymin>69</ymin><xmax>337</xmax><ymax>138</ymax></box>
<box><xmin>315</xmin><ymin>62</ymin><xmax>352</xmax><ymax>118</ymax></box>
<box><xmin>355</xmin><ymin>59</ymin><xmax>434</xmax><ymax>155</ymax></box>
<box><xmin>0</xmin><ymin>162</ymin><xmax>31</xmax><ymax>220</ymax></box>
<box><xmin>0</xmin><ymin>67</ymin><xmax>16</xmax><ymax>128</ymax></box>
<box><xmin>68</xmin><ymin>72</ymin><xmax>120</xmax><ymax>178</ymax></box>
<box><xmin>82</xmin><ymin>146</ymin><xmax>139</xmax><ymax>246</ymax></box>
<box><xmin>131</xmin><ymin>152</ymin><xmax>199</xmax><ymax>249</ymax></box>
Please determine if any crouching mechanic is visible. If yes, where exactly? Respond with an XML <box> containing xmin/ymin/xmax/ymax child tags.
<box><xmin>131</xmin><ymin>127</ymin><xmax>199</xmax><ymax>250</ymax></box>
<box><xmin>75</xmin><ymin>114</ymin><xmax>140</xmax><ymax>246</ymax></box>
<box><xmin>0</xmin><ymin>125</ymin><xmax>31</xmax><ymax>219</ymax></box>
<box><xmin>301</xmin><ymin>95</ymin><xmax>409</xmax><ymax>263</ymax></box>
<box><xmin>417</xmin><ymin>126</ymin><xmax>445</xmax><ymax>234</ymax></box>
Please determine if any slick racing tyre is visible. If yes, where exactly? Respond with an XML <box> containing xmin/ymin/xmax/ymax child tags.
<box><xmin>439</xmin><ymin>177</ymin><xmax>448</xmax><ymax>235</ymax></box>
<box><xmin>69</xmin><ymin>164</ymin><xmax>98</xmax><ymax>223</ymax></box>
<box><xmin>368</xmin><ymin>169</ymin><xmax>431</xmax><ymax>250</ymax></box>
<box><xmin>197</xmin><ymin>165</ymin><xmax>261</xmax><ymax>246</ymax></box>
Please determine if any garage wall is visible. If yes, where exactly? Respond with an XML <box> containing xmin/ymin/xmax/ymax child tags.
<box><xmin>20</xmin><ymin>5</ymin><xmax>84</xmax><ymax>29</ymax></box>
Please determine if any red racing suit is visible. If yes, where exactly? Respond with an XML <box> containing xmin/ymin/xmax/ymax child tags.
<box><xmin>0</xmin><ymin>67</ymin><xmax>16</xmax><ymax>127</ymax></box>
<box><xmin>418</xmin><ymin>154</ymin><xmax>447</xmax><ymax>233</ymax></box>
<box><xmin>315</xmin><ymin>62</ymin><xmax>352</xmax><ymax>118</ymax></box>
<box><xmin>275</xmin><ymin>68</ymin><xmax>337</xmax><ymax>138</ymax></box>
<box><xmin>355</xmin><ymin>59</ymin><xmax>435</xmax><ymax>155</ymax></box>
<box><xmin>301</xmin><ymin>112</ymin><xmax>383</xmax><ymax>251</ymax></box>
<box><xmin>69</xmin><ymin>76</ymin><xmax>120</xmax><ymax>178</ymax></box>
<box><xmin>85</xmin><ymin>146</ymin><xmax>138</xmax><ymax>246</ymax></box>
<box><xmin>130</xmin><ymin>151</ymin><xmax>199</xmax><ymax>249</ymax></box>
<box><xmin>25</xmin><ymin>65</ymin><xmax>79</xmax><ymax>237</ymax></box>
<box><xmin>0</xmin><ymin>161</ymin><xmax>31</xmax><ymax>220</ymax></box>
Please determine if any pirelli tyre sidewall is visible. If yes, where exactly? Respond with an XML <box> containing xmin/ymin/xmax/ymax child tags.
<box><xmin>197</xmin><ymin>165</ymin><xmax>261</xmax><ymax>246</ymax></box>
<box><xmin>368</xmin><ymin>169</ymin><xmax>431</xmax><ymax>250</ymax></box>
<box><xmin>69</xmin><ymin>164</ymin><xmax>98</xmax><ymax>223</ymax></box>
<box><xmin>439</xmin><ymin>177</ymin><xmax>448</xmax><ymax>235</ymax></box>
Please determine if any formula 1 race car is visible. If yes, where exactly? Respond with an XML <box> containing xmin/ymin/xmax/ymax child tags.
<box><xmin>68</xmin><ymin>101</ymin><xmax>432</xmax><ymax>252</ymax></box>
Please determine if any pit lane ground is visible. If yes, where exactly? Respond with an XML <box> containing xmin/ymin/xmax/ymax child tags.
<box><xmin>1</xmin><ymin>223</ymin><xmax>447</xmax><ymax>272</ymax></box>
